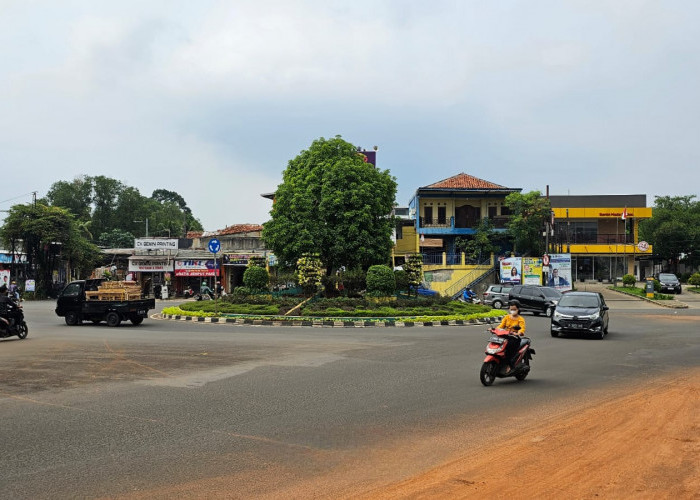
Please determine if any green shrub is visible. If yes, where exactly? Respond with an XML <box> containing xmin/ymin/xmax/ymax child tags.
<box><xmin>296</xmin><ymin>255</ymin><xmax>323</xmax><ymax>295</ymax></box>
<box><xmin>243</xmin><ymin>266</ymin><xmax>270</xmax><ymax>291</ymax></box>
<box><xmin>340</xmin><ymin>268</ymin><xmax>366</xmax><ymax>297</ymax></box>
<box><xmin>394</xmin><ymin>270</ymin><xmax>409</xmax><ymax>292</ymax></box>
<box><xmin>652</xmin><ymin>278</ymin><xmax>661</xmax><ymax>293</ymax></box>
<box><xmin>622</xmin><ymin>274</ymin><xmax>636</xmax><ymax>287</ymax></box>
<box><xmin>689</xmin><ymin>272</ymin><xmax>700</xmax><ymax>287</ymax></box>
<box><xmin>680</xmin><ymin>272</ymin><xmax>691</xmax><ymax>284</ymax></box>
<box><xmin>366</xmin><ymin>265</ymin><xmax>396</xmax><ymax>296</ymax></box>
<box><xmin>233</xmin><ymin>286</ymin><xmax>253</xmax><ymax>297</ymax></box>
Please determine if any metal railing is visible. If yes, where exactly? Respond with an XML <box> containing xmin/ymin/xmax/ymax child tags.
<box><xmin>444</xmin><ymin>264</ymin><xmax>494</xmax><ymax>298</ymax></box>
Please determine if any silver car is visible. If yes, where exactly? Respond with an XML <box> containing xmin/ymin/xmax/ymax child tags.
<box><xmin>482</xmin><ymin>285</ymin><xmax>513</xmax><ymax>309</ymax></box>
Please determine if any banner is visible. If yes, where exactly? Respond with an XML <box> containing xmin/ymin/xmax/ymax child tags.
<box><xmin>175</xmin><ymin>259</ymin><xmax>220</xmax><ymax>277</ymax></box>
<box><xmin>522</xmin><ymin>257</ymin><xmax>543</xmax><ymax>285</ymax></box>
<box><xmin>500</xmin><ymin>257</ymin><xmax>522</xmax><ymax>284</ymax></box>
<box><xmin>25</xmin><ymin>279</ymin><xmax>35</xmax><ymax>292</ymax></box>
<box><xmin>0</xmin><ymin>270</ymin><xmax>10</xmax><ymax>289</ymax></box>
<box><xmin>547</xmin><ymin>254</ymin><xmax>572</xmax><ymax>292</ymax></box>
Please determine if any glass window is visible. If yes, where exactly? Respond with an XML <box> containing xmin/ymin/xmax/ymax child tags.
<box><xmin>61</xmin><ymin>283</ymin><xmax>81</xmax><ymax>297</ymax></box>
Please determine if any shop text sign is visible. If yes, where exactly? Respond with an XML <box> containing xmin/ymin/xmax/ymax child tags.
<box><xmin>175</xmin><ymin>259</ymin><xmax>220</xmax><ymax>277</ymax></box>
<box><xmin>134</xmin><ymin>238</ymin><xmax>179</xmax><ymax>250</ymax></box>
<box><xmin>128</xmin><ymin>260</ymin><xmax>174</xmax><ymax>272</ymax></box>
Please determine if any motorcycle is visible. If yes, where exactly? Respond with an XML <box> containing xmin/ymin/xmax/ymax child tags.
<box><xmin>0</xmin><ymin>299</ymin><xmax>28</xmax><ymax>340</ymax></box>
<box><xmin>479</xmin><ymin>327</ymin><xmax>535</xmax><ymax>386</ymax></box>
<box><xmin>459</xmin><ymin>289</ymin><xmax>481</xmax><ymax>304</ymax></box>
<box><xmin>183</xmin><ymin>286</ymin><xmax>196</xmax><ymax>298</ymax></box>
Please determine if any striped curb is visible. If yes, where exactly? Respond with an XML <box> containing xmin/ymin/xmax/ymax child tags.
<box><xmin>158</xmin><ymin>313</ymin><xmax>505</xmax><ymax>328</ymax></box>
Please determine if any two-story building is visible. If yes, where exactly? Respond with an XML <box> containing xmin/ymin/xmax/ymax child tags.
<box><xmin>394</xmin><ymin>173</ymin><xmax>521</xmax><ymax>296</ymax></box>
<box><xmin>185</xmin><ymin>224</ymin><xmax>269</xmax><ymax>292</ymax></box>
<box><xmin>550</xmin><ymin>195</ymin><xmax>653</xmax><ymax>281</ymax></box>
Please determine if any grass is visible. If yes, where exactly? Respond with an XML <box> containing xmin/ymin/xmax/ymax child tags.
<box><xmin>687</xmin><ymin>287</ymin><xmax>700</xmax><ymax>294</ymax></box>
<box><xmin>609</xmin><ymin>286</ymin><xmax>674</xmax><ymax>300</ymax></box>
<box><xmin>300</xmin><ymin>297</ymin><xmax>491</xmax><ymax>317</ymax></box>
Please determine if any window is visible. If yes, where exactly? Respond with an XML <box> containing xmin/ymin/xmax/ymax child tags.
<box><xmin>500</xmin><ymin>206</ymin><xmax>511</xmax><ymax>216</ymax></box>
<box><xmin>424</xmin><ymin>206</ymin><xmax>433</xmax><ymax>223</ymax></box>
<box><xmin>396</xmin><ymin>224</ymin><xmax>403</xmax><ymax>240</ymax></box>
<box><xmin>437</xmin><ymin>206</ymin><xmax>446</xmax><ymax>224</ymax></box>
<box><xmin>61</xmin><ymin>283</ymin><xmax>81</xmax><ymax>297</ymax></box>
<box><xmin>488</xmin><ymin>206</ymin><xmax>497</xmax><ymax>218</ymax></box>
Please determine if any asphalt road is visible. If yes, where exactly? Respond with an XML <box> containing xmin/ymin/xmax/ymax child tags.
<box><xmin>1</xmin><ymin>298</ymin><xmax>699</xmax><ymax>498</ymax></box>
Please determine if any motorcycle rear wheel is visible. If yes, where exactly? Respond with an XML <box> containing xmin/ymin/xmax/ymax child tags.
<box><xmin>480</xmin><ymin>362</ymin><xmax>497</xmax><ymax>386</ymax></box>
<box><xmin>515</xmin><ymin>359</ymin><xmax>530</xmax><ymax>381</ymax></box>
<box><xmin>17</xmin><ymin>321</ymin><xmax>28</xmax><ymax>339</ymax></box>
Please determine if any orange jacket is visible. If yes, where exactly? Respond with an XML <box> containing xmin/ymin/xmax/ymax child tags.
<box><xmin>498</xmin><ymin>314</ymin><xmax>526</xmax><ymax>335</ymax></box>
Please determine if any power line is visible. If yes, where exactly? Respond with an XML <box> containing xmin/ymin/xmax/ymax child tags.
<box><xmin>0</xmin><ymin>191</ymin><xmax>38</xmax><ymax>206</ymax></box>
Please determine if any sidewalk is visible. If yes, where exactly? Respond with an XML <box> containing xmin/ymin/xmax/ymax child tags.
<box><xmin>573</xmin><ymin>282</ymin><xmax>666</xmax><ymax>310</ymax></box>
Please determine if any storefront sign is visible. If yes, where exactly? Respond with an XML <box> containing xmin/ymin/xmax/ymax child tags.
<box><xmin>0</xmin><ymin>253</ymin><xmax>26</xmax><ymax>263</ymax></box>
<box><xmin>134</xmin><ymin>238</ymin><xmax>179</xmax><ymax>250</ymax></box>
<box><xmin>175</xmin><ymin>259</ymin><xmax>220</xmax><ymax>276</ymax></box>
<box><xmin>128</xmin><ymin>259</ymin><xmax>174</xmax><ymax>272</ymax></box>
<box><xmin>597</xmin><ymin>212</ymin><xmax>634</xmax><ymax>218</ymax></box>
<box><xmin>226</xmin><ymin>254</ymin><xmax>252</xmax><ymax>266</ymax></box>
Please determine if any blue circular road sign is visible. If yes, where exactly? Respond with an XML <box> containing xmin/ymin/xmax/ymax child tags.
<box><xmin>208</xmin><ymin>238</ymin><xmax>221</xmax><ymax>254</ymax></box>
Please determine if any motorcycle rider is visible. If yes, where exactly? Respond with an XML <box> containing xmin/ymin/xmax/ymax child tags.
<box><xmin>0</xmin><ymin>292</ymin><xmax>18</xmax><ymax>330</ymax></box>
<box><xmin>463</xmin><ymin>287</ymin><xmax>477</xmax><ymax>302</ymax></box>
<box><xmin>200</xmin><ymin>281</ymin><xmax>214</xmax><ymax>300</ymax></box>
<box><xmin>497</xmin><ymin>301</ymin><xmax>526</xmax><ymax>373</ymax></box>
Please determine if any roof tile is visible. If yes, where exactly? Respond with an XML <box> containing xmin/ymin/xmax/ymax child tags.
<box><xmin>422</xmin><ymin>173</ymin><xmax>509</xmax><ymax>190</ymax></box>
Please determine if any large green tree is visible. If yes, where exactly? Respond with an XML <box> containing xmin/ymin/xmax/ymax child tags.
<box><xmin>44</xmin><ymin>176</ymin><xmax>203</xmax><ymax>243</ymax></box>
<box><xmin>0</xmin><ymin>204</ymin><xmax>101</xmax><ymax>295</ymax></box>
<box><xmin>640</xmin><ymin>195</ymin><xmax>700</xmax><ymax>271</ymax></box>
<box><xmin>504</xmin><ymin>190</ymin><xmax>551</xmax><ymax>256</ymax></box>
<box><xmin>456</xmin><ymin>218</ymin><xmax>497</xmax><ymax>262</ymax></box>
<box><xmin>263</xmin><ymin>136</ymin><xmax>397</xmax><ymax>273</ymax></box>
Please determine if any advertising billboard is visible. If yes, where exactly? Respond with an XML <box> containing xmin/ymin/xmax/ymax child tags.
<box><xmin>128</xmin><ymin>258</ymin><xmax>174</xmax><ymax>272</ymax></box>
<box><xmin>547</xmin><ymin>254</ymin><xmax>572</xmax><ymax>292</ymax></box>
<box><xmin>500</xmin><ymin>257</ymin><xmax>522</xmax><ymax>284</ymax></box>
<box><xmin>175</xmin><ymin>259</ymin><xmax>220</xmax><ymax>277</ymax></box>
<box><xmin>522</xmin><ymin>257</ymin><xmax>543</xmax><ymax>286</ymax></box>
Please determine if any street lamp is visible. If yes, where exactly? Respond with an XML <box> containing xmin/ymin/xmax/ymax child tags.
<box><xmin>134</xmin><ymin>219</ymin><xmax>149</xmax><ymax>237</ymax></box>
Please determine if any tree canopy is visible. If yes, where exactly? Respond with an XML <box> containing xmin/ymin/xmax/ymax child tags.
<box><xmin>262</xmin><ymin>136</ymin><xmax>397</xmax><ymax>273</ymax></box>
<box><xmin>640</xmin><ymin>195</ymin><xmax>700</xmax><ymax>270</ymax></box>
<box><xmin>45</xmin><ymin>175</ymin><xmax>203</xmax><ymax>245</ymax></box>
<box><xmin>504</xmin><ymin>190</ymin><xmax>550</xmax><ymax>256</ymax></box>
<box><xmin>0</xmin><ymin>204</ymin><xmax>101</xmax><ymax>295</ymax></box>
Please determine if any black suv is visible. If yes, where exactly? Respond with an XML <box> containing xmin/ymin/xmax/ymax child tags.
<box><xmin>657</xmin><ymin>273</ymin><xmax>682</xmax><ymax>294</ymax></box>
<box><xmin>551</xmin><ymin>291</ymin><xmax>609</xmax><ymax>339</ymax></box>
<box><xmin>508</xmin><ymin>285</ymin><xmax>562</xmax><ymax>317</ymax></box>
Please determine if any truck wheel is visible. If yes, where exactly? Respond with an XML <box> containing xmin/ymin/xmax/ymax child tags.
<box><xmin>106</xmin><ymin>312</ymin><xmax>121</xmax><ymax>327</ymax></box>
<box><xmin>130</xmin><ymin>315</ymin><xmax>144</xmax><ymax>325</ymax></box>
<box><xmin>65</xmin><ymin>311</ymin><xmax>81</xmax><ymax>326</ymax></box>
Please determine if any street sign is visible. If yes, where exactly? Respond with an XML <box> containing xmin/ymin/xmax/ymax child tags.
<box><xmin>208</xmin><ymin>238</ymin><xmax>221</xmax><ymax>254</ymax></box>
<box><xmin>638</xmin><ymin>241</ymin><xmax>649</xmax><ymax>252</ymax></box>
<box><xmin>543</xmin><ymin>254</ymin><xmax>550</xmax><ymax>266</ymax></box>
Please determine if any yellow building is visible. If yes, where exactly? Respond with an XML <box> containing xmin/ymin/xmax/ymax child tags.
<box><xmin>549</xmin><ymin>195</ymin><xmax>653</xmax><ymax>281</ymax></box>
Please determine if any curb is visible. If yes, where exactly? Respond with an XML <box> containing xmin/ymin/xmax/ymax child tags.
<box><xmin>608</xmin><ymin>288</ymin><xmax>689</xmax><ymax>309</ymax></box>
<box><xmin>158</xmin><ymin>314</ymin><xmax>506</xmax><ymax>328</ymax></box>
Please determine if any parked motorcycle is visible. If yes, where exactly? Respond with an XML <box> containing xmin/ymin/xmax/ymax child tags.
<box><xmin>183</xmin><ymin>286</ymin><xmax>196</xmax><ymax>298</ymax></box>
<box><xmin>0</xmin><ymin>299</ymin><xmax>28</xmax><ymax>340</ymax></box>
<box><xmin>479</xmin><ymin>327</ymin><xmax>535</xmax><ymax>386</ymax></box>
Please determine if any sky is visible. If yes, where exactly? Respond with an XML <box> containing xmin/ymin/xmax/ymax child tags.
<box><xmin>1</xmin><ymin>0</ymin><xmax>699</xmax><ymax>230</ymax></box>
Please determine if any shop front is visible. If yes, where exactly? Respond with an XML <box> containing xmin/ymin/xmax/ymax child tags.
<box><xmin>127</xmin><ymin>256</ymin><xmax>174</xmax><ymax>296</ymax></box>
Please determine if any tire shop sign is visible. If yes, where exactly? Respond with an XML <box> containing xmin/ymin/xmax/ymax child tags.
<box><xmin>174</xmin><ymin>259</ymin><xmax>220</xmax><ymax>277</ymax></box>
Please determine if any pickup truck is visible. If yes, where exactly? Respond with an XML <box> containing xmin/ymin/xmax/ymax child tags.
<box><xmin>55</xmin><ymin>279</ymin><xmax>156</xmax><ymax>327</ymax></box>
